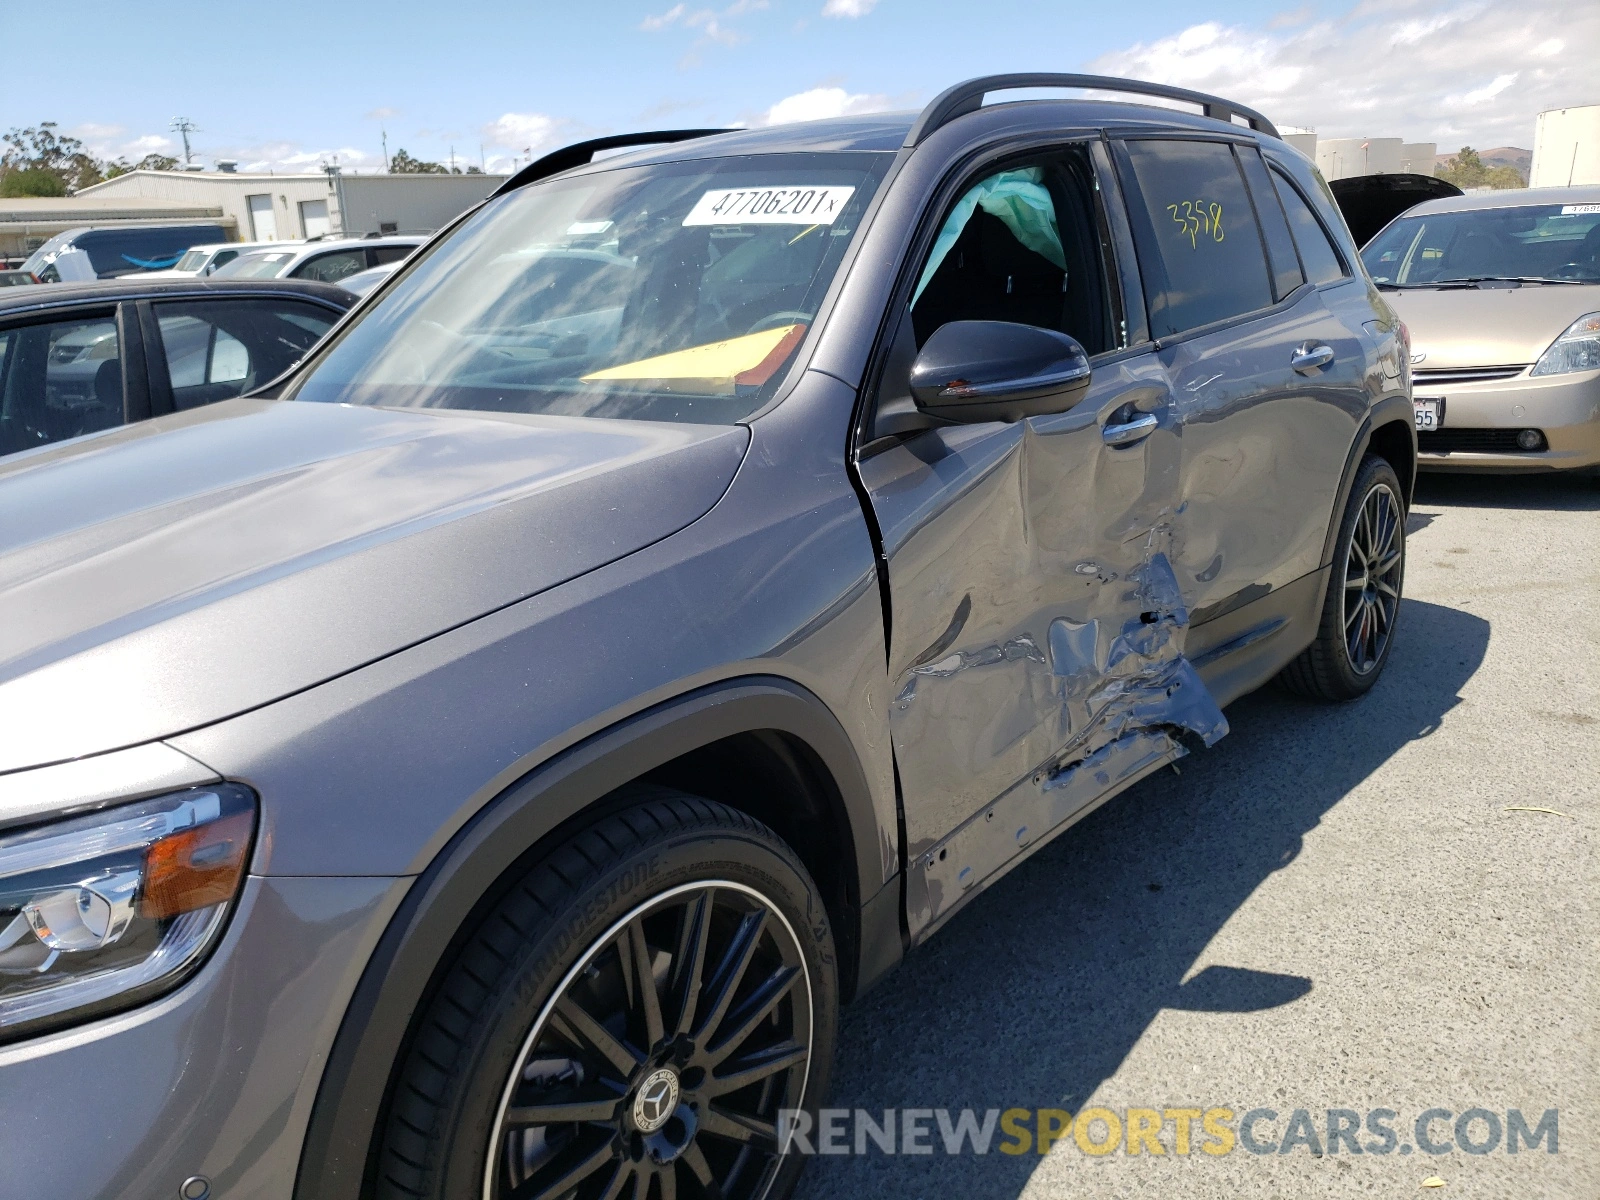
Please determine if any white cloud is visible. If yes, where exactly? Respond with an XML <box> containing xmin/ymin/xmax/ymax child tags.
<box><xmin>639</xmin><ymin>1</ymin><xmax>752</xmax><ymax>47</ymax></box>
<box><xmin>1088</xmin><ymin>0</ymin><xmax>1598</xmax><ymax>149</ymax></box>
<box><xmin>761</xmin><ymin>86</ymin><xmax>892</xmax><ymax>125</ymax></box>
<box><xmin>822</xmin><ymin>0</ymin><xmax>878</xmax><ymax>16</ymax></box>
<box><xmin>641</xmin><ymin>3</ymin><xmax>687</xmax><ymax>30</ymax></box>
<box><xmin>481</xmin><ymin>111</ymin><xmax>566</xmax><ymax>154</ymax></box>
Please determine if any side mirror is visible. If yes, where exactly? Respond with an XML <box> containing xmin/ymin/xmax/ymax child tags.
<box><xmin>909</xmin><ymin>320</ymin><xmax>1091</xmax><ymax>423</ymax></box>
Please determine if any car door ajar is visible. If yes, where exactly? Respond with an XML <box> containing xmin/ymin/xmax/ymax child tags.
<box><xmin>1113</xmin><ymin>138</ymin><xmax>1367</xmax><ymax>669</ymax></box>
<box><xmin>853</xmin><ymin>143</ymin><xmax>1227</xmax><ymax>940</ymax></box>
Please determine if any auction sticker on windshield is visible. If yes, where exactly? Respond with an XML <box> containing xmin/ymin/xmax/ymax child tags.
<box><xmin>684</xmin><ymin>186</ymin><xmax>856</xmax><ymax>226</ymax></box>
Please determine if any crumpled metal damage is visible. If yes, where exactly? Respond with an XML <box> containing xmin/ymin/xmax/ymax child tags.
<box><xmin>1040</xmin><ymin>550</ymin><xmax>1228</xmax><ymax>774</ymax></box>
<box><xmin>897</xmin><ymin>547</ymin><xmax>1228</xmax><ymax>938</ymax></box>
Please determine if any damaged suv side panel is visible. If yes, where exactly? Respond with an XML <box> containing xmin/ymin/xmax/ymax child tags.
<box><xmin>858</xmin><ymin>349</ymin><xmax>1227</xmax><ymax>938</ymax></box>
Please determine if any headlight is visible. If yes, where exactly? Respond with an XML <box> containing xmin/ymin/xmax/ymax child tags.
<box><xmin>0</xmin><ymin>784</ymin><xmax>255</xmax><ymax>1042</ymax></box>
<box><xmin>1531</xmin><ymin>311</ymin><xmax>1600</xmax><ymax>377</ymax></box>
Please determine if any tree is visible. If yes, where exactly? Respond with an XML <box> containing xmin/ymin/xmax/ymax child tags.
<box><xmin>1437</xmin><ymin>146</ymin><xmax>1526</xmax><ymax>191</ymax></box>
<box><xmin>104</xmin><ymin>152</ymin><xmax>181</xmax><ymax>178</ymax></box>
<box><xmin>389</xmin><ymin>147</ymin><xmax>448</xmax><ymax>174</ymax></box>
<box><xmin>1</xmin><ymin>122</ymin><xmax>104</xmax><ymax>192</ymax></box>
<box><xmin>0</xmin><ymin>167</ymin><xmax>67</xmax><ymax>197</ymax></box>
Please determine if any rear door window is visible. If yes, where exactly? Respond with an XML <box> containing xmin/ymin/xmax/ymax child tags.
<box><xmin>371</xmin><ymin>244</ymin><xmax>414</xmax><ymax>266</ymax></box>
<box><xmin>1271</xmin><ymin>169</ymin><xmax>1348</xmax><ymax>285</ymax></box>
<box><xmin>0</xmin><ymin>313</ymin><xmax>124</xmax><ymax>455</ymax></box>
<box><xmin>1117</xmin><ymin>139</ymin><xmax>1275</xmax><ymax>338</ymax></box>
<box><xmin>154</xmin><ymin>299</ymin><xmax>338</xmax><ymax>409</ymax></box>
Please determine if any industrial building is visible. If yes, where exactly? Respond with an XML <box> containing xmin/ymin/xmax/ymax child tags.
<box><xmin>76</xmin><ymin>168</ymin><xmax>507</xmax><ymax>240</ymax></box>
<box><xmin>1279</xmin><ymin>132</ymin><xmax>1436</xmax><ymax>181</ymax></box>
<box><xmin>1530</xmin><ymin>105</ymin><xmax>1600</xmax><ymax>187</ymax></box>
<box><xmin>0</xmin><ymin>196</ymin><xmax>235</xmax><ymax>264</ymax></box>
<box><xmin>0</xmin><ymin>168</ymin><xmax>509</xmax><ymax>262</ymax></box>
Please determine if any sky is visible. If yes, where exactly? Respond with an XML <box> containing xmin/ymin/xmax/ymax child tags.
<box><xmin>3</xmin><ymin>0</ymin><xmax>1594</xmax><ymax>176</ymax></box>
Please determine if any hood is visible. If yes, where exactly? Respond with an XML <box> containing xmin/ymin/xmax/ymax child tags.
<box><xmin>0</xmin><ymin>399</ymin><xmax>749</xmax><ymax>772</ymax></box>
<box><xmin>1386</xmin><ymin>284</ymin><xmax>1600</xmax><ymax>370</ymax></box>
<box><xmin>1329</xmin><ymin>174</ymin><xmax>1462</xmax><ymax>247</ymax></box>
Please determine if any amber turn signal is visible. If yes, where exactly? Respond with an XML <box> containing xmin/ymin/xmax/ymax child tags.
<box><xmin>139</xmin><ymin>810</ymin><xmax>255</xmax><ymax>920</ymax></box>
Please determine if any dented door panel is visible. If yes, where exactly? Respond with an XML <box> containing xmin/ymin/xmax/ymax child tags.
<box><xmin>1166</xmin><ymin>288</ymin><xmax>1368</xmax><ymax>624</ymax></box>
<box><xmin>856</xmin><ymin>349</ymin><xmax>1229</xmax><ymax>937</ymax></box>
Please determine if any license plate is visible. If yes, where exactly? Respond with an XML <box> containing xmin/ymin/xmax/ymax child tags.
<box><xmin>1414</xmin><ymin>398</ymin><xmax>1443</xmax><ymax>432</ymax></box>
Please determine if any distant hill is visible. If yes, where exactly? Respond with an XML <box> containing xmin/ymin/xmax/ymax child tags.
<box><xmin>1436</xmin><ymin>146</ymin><xmax>1530</xmax><ymax>182</ymax></box>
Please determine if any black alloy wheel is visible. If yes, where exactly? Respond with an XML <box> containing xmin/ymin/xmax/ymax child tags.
<box><xmin>1341</xmin><ymin>479</ymin><xmax>1404</xmax><ymax>674</ymax></box>
<box><xmin>488</xmin><ymin>881</ymin><xmax>812</xmax><ymax>1200</ymax></box>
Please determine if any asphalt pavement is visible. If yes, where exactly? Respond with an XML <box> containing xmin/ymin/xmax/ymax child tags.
<box><xmin>794</xmin><ymin>472</ymin><xmax>1598</xmax><ymax>1200</ymax></box>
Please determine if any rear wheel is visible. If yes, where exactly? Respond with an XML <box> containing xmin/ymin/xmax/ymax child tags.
<box><xmin>1278</xmin><ymin>453</ymin><xmax>1406</xmax><ymax>701</ymax></box>
<box><xmin>376</xmin><ymin>790</ymin><xmax>836</xmax><ymax>1200</ymax></box>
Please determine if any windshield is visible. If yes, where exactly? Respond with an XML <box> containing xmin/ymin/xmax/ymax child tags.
<box><xmin>215</xmin><ymin>251</ymin><xmax>295</xmax><ymax>279</ymax></box>
<box><xmin>19</xmin><ymin>232</ymin><xmax>73</xmax><ymax>275</ymax></box>
<box><xmin>288</xmin><ymin>152</ymin><xmax>892</xmax><ymax>424</ymax></box>
<box><xmin>1362</xmin><ymin>202</ymin><xmax>1600</xmax><ymax>285</ymax></box>
<box><xmin>174</xmin><ymin>250</ymin><xmax>211</xmax><ymax>272</ymax></box>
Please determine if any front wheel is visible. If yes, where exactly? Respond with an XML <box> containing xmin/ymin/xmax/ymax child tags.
<box><xmin>1278</xmin><ymin>453</ymin><xmax>1406</xmax><ymax>701</ymax></box>
<box><xmin>376</xmin><ymin>790</ymin><xmax>836</xmax><ymax>1200</ymax></box>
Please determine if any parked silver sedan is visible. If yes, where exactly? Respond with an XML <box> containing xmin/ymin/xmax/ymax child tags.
<box><xmin>1362</xmin><ymin>185</ymin><xmax>1600</xmax><ymax>473</ymax></box>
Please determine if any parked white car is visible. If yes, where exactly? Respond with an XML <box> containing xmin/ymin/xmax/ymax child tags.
<box><xmin>211</xmin><ymin>236</ymin><xmax>424</xmax><ymax>285</ymax></box>
<box><xmin>334</xmin><ymin>260</ymin><xmax>403</xmax><ymax>297</ymax></box>
<box><xmin>140</xmin><ymin>241</ymin><xmax>298</xmax><ymax>280</ymax></box>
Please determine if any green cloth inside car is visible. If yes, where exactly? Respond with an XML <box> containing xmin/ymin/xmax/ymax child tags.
<box><xmin>913</xmin><ymin>167</ymin><xmax>1066</xmax><ymax>304</ymax></box>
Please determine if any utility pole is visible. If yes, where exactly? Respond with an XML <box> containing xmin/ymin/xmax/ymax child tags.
<box><xmin>449</xmin><ymin>144</ymin><xmax>456</xmax><ymax>174</ymax></box>
<box><xmin>170</xmin><ymin>116</ymin><xmax>199</xmax><ymax>166</ymax></box>
<box><xmin>382</xmin><ymin>128</ymin><xmax>390</xmax><ymax>173</ymax></box>
<box><xmin>323</xmin><ymin>158</ymin><xmax>347</xmax><ymax>235</ymax></box>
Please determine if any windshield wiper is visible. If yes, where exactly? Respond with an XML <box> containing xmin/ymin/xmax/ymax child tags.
<box><xmin>1432</xmin><ymin>276</ymin><xmax>1583</xmax><ymax>288</ymax></box>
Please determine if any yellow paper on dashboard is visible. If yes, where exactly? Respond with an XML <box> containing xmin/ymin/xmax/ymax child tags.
<box><xmin>581</xmin><ymin>323</ymin><xmax>806</xmax><ymax>395</ymax></box>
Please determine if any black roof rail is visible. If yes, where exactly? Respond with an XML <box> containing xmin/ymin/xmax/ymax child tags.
<box><xmin>491</xmin><ymin>129</ymin><xmax>737</xmax><ymax>197</ymax></box>
<box><xmin>905</xmin><ymin>73</ymin><xmax>1280</xmax><ymax>147</ymax></box>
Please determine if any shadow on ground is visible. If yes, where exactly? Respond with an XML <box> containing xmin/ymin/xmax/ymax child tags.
<box><xmin>1412</xmin><ymin>471</ymin><xmax>1600</xmax><ymax>513</ymax></box>
<box><xmin>793</xmin><ymin>595</ymin><xmax>1490</xmax><ymax>1200</ymax></box>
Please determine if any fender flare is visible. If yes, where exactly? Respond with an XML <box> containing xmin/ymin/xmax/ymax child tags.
<box><xmin>291</xmin><ymin>675</ymin><xmax>887</xmax><ymax>1200</ymax></box>
<box><xmin>1319</xmin><ymin>393</ymin><xmax>1416</xmax><ymax>568</ymax></box>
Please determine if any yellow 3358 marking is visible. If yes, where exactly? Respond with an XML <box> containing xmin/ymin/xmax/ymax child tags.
<box><xmin>1166</xmin><ymin>200</ymin><xmax>1225</xmax><ymax>249</ymax></box>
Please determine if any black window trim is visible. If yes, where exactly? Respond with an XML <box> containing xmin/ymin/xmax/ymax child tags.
<box><xmin>1266</xmin><ymin>162</ymin><xmax>1353</xmax><ymax>283</ymax></box>
<box><xmin>853</xmin><ymin>130</ymin><xmax>1152</xmax><ymax>459</ymax></box>
<box><xmin>1107</xmin><ymin>135</ymin><xmax>1314</xmax><ymax>352</ymax></box>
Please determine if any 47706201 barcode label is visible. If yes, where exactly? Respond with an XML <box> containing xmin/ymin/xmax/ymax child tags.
<box><xmin>683</xmin><ymin>186</ymin><xmax>857</xmax><ymax>226</ymax></box>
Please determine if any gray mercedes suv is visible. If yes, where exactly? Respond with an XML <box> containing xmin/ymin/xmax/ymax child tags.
<box><xmin>0</xmin><ymin>75</ymin><xmax>1414</xmax><ymax>1200</ymax></box>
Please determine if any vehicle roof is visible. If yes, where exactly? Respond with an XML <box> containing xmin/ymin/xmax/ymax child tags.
<box><xmin>1400</xmin><ymin>184</ymin><xmax>1600</xmax><ymax>217</ymax></box>
<box><xmin>229</xmin><ymin>234</ymin><xmax>426</xmax><ymax>265</ymax></box>
<box><xmin>0</xmin><ymin>277</ymin><xmax>357</xmax><ymax>316</ymax></box>
<box><xmin>562</xmin><ymin>99</ymin><xmax>1279</xmax><ymax>176</ymax></box>
<box><xmin>183</xmin><ymin>240</ymin><xmax>299</xmax><ymax>254</ymax></box>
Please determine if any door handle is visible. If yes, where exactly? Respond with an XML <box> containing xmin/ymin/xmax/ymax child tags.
<box><xmin>1291</xmin><ymin>343</ymin><xmax>1335</xmax><ymax>373</ymax></box>
<box><xmin>1101</xmin><ymin>411</ymin><xmax>1159</xmax><ymax>447</ymax></box>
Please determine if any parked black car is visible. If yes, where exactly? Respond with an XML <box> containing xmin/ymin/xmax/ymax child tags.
<box><xmin>0</xmin><ymin>278</ymin><xmax>354</xmax><ymax>458</ymax></box>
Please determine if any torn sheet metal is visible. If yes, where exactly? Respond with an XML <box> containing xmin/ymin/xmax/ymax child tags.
<box><xmin>904</xmin><ymin>553</ymin><xmax>1227</xmax><ymax>936</ymax></box>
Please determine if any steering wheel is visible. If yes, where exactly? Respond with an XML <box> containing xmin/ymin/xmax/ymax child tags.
<box><xmin>746</xmin><ymin>311</ymin><xmax>812</xmax><ymax>335</ymax></box>
<box><xmin>1551</xmin><ymin>262</ymin><xmax>1600</xmax><ymax>282</ymax></box>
